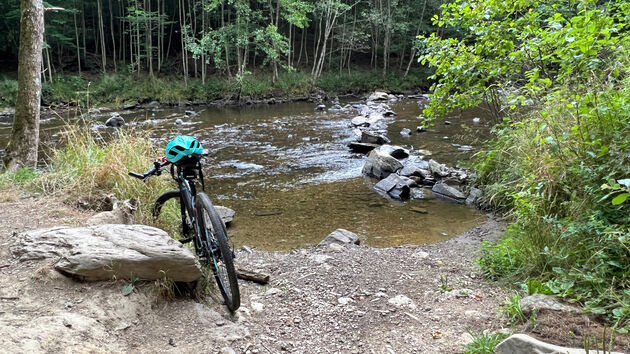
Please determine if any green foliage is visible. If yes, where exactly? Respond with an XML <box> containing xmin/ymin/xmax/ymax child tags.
<box><xmin>501</xmin><ymin>293</ymin><xmax>526</xmax><ymax>325</ymax></box>
<box><xmin>420</xmin><ymin>0</ymin><xmax>630</xmax><ymax>330</ymax></box>
<box><xmin>0</xmin><ymin>78</ymin><xmax>18</xmax><ymax>107</ymax></box>
<box><xmin>463</xmin><ymin>330</ymin><xmax>509</xmax><ymax>354</ymax></box>
<box><xmin>0</xmin><ymin>167</ymin><xmax>39</xmax><ymax>188</ymax></box>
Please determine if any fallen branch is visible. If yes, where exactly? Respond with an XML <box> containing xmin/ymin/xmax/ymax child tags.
<box><xmin>236</xmin><ymin>268</ymin><xmax>270</xmax><ymax>284</ymax></box>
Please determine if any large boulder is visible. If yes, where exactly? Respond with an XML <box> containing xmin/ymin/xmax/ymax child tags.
<box><xmin>373</xmin><ymin>174</ymin><xmax>415</xmax><ymax>200</ymax></box>
<box><xmin>362</xmin><ymin>148</ymin><xmax>403</xmax><ymax>179</ymax></box>
<box><xmin>318</xmin><ymin>229</ymin><xmax>360</xmax><ymax>247</ymax></box>
<box><xmin>377</xmin><ymin>145</ymin><xmax>409</xmax><ymax>159</ymax></box>
<box><xmin>495</xmin><ymin>334</ymin><xmax>625</xmax><ymax>354</ymax></box>
<box><xmin>11</xmin><ymin>225</ymin><xmax>202</xmax><ymax>282</ymax></box>
<box><xmin>351</xmin><ymin>116</ymin><xmax>369</xmax><ymax>127</ymax></box>
<box><xmin>105</xmin><ymin>113</ymin><xmax>125</xmax><ymax>127</ymax></box>
<box><xmin>348</xmin><ymin>142</ymin><xmax>379</xmax><ymax>154</ymax></box>
<box><xmin>519</xmin><ymin>294</ymin><xmax>579</xmax><ymax>316</ymax></box>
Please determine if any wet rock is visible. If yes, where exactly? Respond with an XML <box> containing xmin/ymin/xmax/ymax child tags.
<box><xmin>368</xmin><ymin>91</ymin><xmax>389</xmax><ymax>101</ymax></box>
<box><xmin>399</xmin><ymin>164</ymin><xmax>425</xmax><ymax>178</ymax></box>
<box><xmin>458</xmin><ymin>145</ymin><xmax>473</xmax><ymax>151</ymax></box>
<box><xmin>383</xmin><ymin>110</ymin><xmax>396</xmax><ymax>117</ymax></box>
<box><xmin>328</xmin><ymin>104</ymin><xmax>343</xmax><ymax>111</ymax></box>
<box><xmin>361</xmin><ymin>131</ymin><xmax>390</xmax><ymax>145</ymax></box>
<box><xmin>348</xmin><ymin>142</ymin><xmax>379</xmax><ymax>154</ymax></box>
<box><xmin>466</xmin><ymin>187</ymin><xmax>483</xmax><ymax>206</ymax></box>
<box><xmin>416</xmin><ymin>126</ymin><xmax>426</xmax><ymax>133</ymax></box>
<box><xmin>185</xmin><ymin>110</ymin><xmax>200</xmax><ymax>117</ymax></box>
<box><xmin>362</xmin><ymin>149</ymin><xmax>403</xmax><ymax>179</ymax></box>
<box><xmin>400</xmin><ymin>128</ymin><xmax>412</xmax><ymax>136</ymax></box>
<box><xmin>428</xmin><ymin>159</ymin><xmax>450</xmax><ymax>177</ymax></box>
<box><xmin>315</xmin><ymin>104</ymin><xmax>326</xmax><ymax>111</ymax></box>
<box><xmin>432</xmin><ymin>182</ymin><xmax>466</xmax><ymax>202</ymax></box>
<box><xmin>146</xmin><ymin>101</ymin><xmax>160</xmax><ymax>109</ymax></box>
<box><xmin>319</xmin><ymin>229</ymin><xmax>360</xmax><ymax>247</ymax></box>
<box><xmin>373</xmin><ymin>174</ymin><xmax>414</xmax><ymax>200</ymax></box>
<box><xmin>105</xmin><ymin>113</ymin><xmax>125</xmax><ymax>127</ymax></box>
<box><xmin>215</xmin><ymin>206</ymin><xmax>236</xmax><ymax>225</ymax></box>
<box><xmin>377</xmin><ymin>145</ymin><xmax>409</xmax><ymax>159</ymax></box>
<box><xmin>519</xmin><ymin>294</ymin><xmax>579</xmax><ymax>316</ymax></box>
<box><xmin>11</xmin><ymin>225</ymin><xmax>202</xmax><ymax>282</ymax></box>
<box><xmin>444</xmin><ymin>120</ymin><xmax>452</xmax><ymax>125</ymax></box>
<box><xmin>495</xmin><ymin>334</ymin><xmax>624</xmax><ymax>354</ymax></box>
<box><xmin>175</xmin><ymin>119</ymin><xmax>184</xmax><ymax>125</ymax></box>
<box><xmin>411</xmin><ymin>188</ymin><xmax>434</xmax><ymax>200</ymax></box>
<box><xmin>410</xmin><ymin>207</ymin><xmax>428</xmax><ymax>214</ymax></box>
<box><xmin>123</xmin><ymin>102</ymin><xmax>137</xmax><ymax>110</ymax></box>
<box><xmin>178</xmin><ymin>100</ymin><xmax>192</xmax><ymax>107</ymax></box>
<box><xmin>472</xmin><ymin>117</ymin><xmax>481</xmax><ymax>124</ymax></box>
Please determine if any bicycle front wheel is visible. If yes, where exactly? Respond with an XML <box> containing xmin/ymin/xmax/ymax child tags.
<box><xmin>195</xmin><ymin>193</ymin><xmax>240</xmax><ymax>311</ymax></box>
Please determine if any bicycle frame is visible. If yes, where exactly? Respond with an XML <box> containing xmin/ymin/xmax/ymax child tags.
<box><xmin>169</xmin><ymin>161</ymin><xmax>204</xmax><ymax>246</ymax></box>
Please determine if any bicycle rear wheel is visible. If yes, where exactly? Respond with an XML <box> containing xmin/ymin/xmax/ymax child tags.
<box><xmin>195</xmin><ymin>193</ymin><xmax>240</xmax><ymax>311</ymax></box>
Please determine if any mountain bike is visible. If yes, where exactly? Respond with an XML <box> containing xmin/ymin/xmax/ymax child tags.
<box><xmin>129</xmin><ymin>145</ymin><xmax>240</xmax><ymax>311</ymax></box>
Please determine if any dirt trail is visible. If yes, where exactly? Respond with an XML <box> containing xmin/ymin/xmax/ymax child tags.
<box><xmin>0</xmin><ymin>192</ymin><xmax>510</xmax><ymax>353</ymax></box>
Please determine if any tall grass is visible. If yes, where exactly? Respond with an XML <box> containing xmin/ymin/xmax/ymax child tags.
<box><xmin>34</xmin><ymin>126</ymin><xmax>181</xmax><ymax>234</ymax></box>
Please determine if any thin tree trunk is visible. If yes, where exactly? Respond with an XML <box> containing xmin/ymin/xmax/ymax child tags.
<box><xmin>108</xmin><ymin>0</ymin><xmax>117</xmax><ymax>72</ymax></box>
<box><xmin>404</xmin><ymin>0</ymin><xmax>427</xmax><ymax>77</ymax></box>
<box><xmin>97</xmin><ymin>0</ymin><xmax>107</xmax><ymax>72</ymax></box>
<box><xmin>73</xmin><ymin>1</ymin><xmax>81</xmax><ymax>74</ymax></box>
<box><xmin>4</xmin><ymin>0</ymin><xmax>45</xmax><ymax>172</ymax></box>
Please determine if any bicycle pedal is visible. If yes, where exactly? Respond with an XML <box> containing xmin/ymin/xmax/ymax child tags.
<box><xmin>179</xmin><ymin>237</ymin><xmax>193</xmax><ymax>244</ymax></box>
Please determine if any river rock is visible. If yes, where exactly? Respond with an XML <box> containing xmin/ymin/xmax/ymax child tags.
<box><xmin>400</xmin><ymin>128</ymin><xmax>412</xmax><ymax>136</ymax></box>
<box><xmin>495</xmin><ymin>334</ymin><xmax>624</xmax><ymax>354</ymax></box>
<box><xmin>348</xmin><ymin>142</ymin><xmax>379</xmax><ymax>154</ymax></box>
<box><xmin>105</xmin><ymin>113</ymin><xmax>125</xmax><ymax>127</ymax></box>
<box><xmin>361</xmin><ymin>131</ymin><xmax>390</xmax><ymax>145</ymax></box>
<box><xmin>185</xmin><ymin>110</ymin><xmax>200</xmax><ymax>117</ymax></box>
<box><xmin>315</xmin><ymin>104</ymin><xmax>326</xmax><ymax>111</ymax></box>
<box><xmin>318</xmin><ymin>229</ymin><xmax>360</xmax><ymax>247</ymax></box>
<box><xmin>368</xmin><ymin>91</ymin><xmax>389</xmax><ymax>101</ymax></box>
<box><xmin>466</xmin><ymin>187</ymin><xmax>483</xmax><ymax>206</ymax></box>
<box><xmin>519</xmin><ymin>294</ymin><xmax>579</xmax><ymax>316</ymax></box>
<box><xmin>410</xmin><ymin>188</ymin><xmax>434</xmax><ymax>200</ymax></box>
<box><xmin>399</xmin><ymin>162</ymin><xmax>430</xmax><ymax>178</ymax></box>
<box><xmin>175</xmin><ymin>119</ymin><xmax>184</xmax><ymax>125</ymax></box>
<box><xmin>377</xmin><ymin>145</ymin><xmax>409</xmax><ymax>159</ymax></box>
<box><xmin>362</xmin><ymin>149</ymin><xmax>403</xmax><ymax>179</ymax></box>
<box><xmin>428</xmin><ymin>159</ymin><xmax>449</xmax><ymax>177</ymax></box>
<box><xmin>11</xmin><ymin>225</ymin><xmax>202</xmax><ymax>282</ymax></box>
<box><xmin>146</xmin><ymin>101</ymin><xmax>160</xmax><ymax>109</ymax></box>
<box><xmin>432</xmin><ymin>182</ymin><xmax>466</xmax><ymax>202</ymax></box>
<box><xmin>87</xmin><ymin>198</ymin><xmax>136</xmax><ymax>226</ymax></box>
<box><xmin>416</xmin><ymin>126</ymin><xmax>426</xmax><ymax>132</ymax></box>
<box><xmin>351</xmin><ymin>116</ymin><xmax>369</xmax><ymax>127</ymax></box>
<box><xmin>472</xmin><ymin>117</ymin><xmax>481</xmax><ymax>124</ymax></box>
<box><xmin>215</xmin><ymin>206</ymin><xmax>235</xmax><ymax>225</ymax></box>
<box><xmin>373</xmin><ymin>174</ymin><xmax>414</xmax><ymax>200</ymax></box>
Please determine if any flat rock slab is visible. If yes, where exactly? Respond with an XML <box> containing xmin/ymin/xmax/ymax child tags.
<box><xmin>519</xmin><ymin>293</ymin><xmax>579</xmax><ymax>316</ymax></box>
<box><xmin>432</xmin><ymin>182</ymin><xmax>466</xmax><ymax>202</ymax></box>
<box><xmin>496</xmin><ymin>334</ymin><xmax>625</xmax><ymax>354</ymax></box>
<box><xmin>11</xmin><ymin>224</ymin><xmax>202</xmax><ymax>282</ymax></box>
<box><xmin>362</xmin><ymin>149</ymin><xmax>403</xmax><ymax>179</ymax></box>
<box><xmin>215</xmin><ymin>206</ymin><xmax>236</xmax><ymax>225</ymax></box>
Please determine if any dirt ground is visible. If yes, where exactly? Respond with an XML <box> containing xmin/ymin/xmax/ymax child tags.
<box><xmin>1</xmin><ymin>190</ymin><xmax>627</xmax><ymax>353</ymax></box>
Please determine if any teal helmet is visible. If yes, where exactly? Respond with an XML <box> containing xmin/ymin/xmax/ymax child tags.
<box><xmin>165</xmin><ymin>136</ymin><xmax>203</xmax><ymax>163</ymax></box>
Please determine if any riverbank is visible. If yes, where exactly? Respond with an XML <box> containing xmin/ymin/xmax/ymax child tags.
<box><xmin>0</xmin><ymin>69</ymin><xmax>430</xmax><ymax>110</ymax></box>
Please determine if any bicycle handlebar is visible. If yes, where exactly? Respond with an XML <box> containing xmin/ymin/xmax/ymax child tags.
<box><xmin>128</xmin><ymin>160</ymin><xmax>170</xmax><ymax>182</ymax></box>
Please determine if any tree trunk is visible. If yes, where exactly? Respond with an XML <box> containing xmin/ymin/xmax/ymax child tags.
<box><xmin>4</xmin><ymin>0</ymin><xmax>45</xmax><ymax>173</ymax></box>
<box><xmin>97</xmin><ymin>0</ymin><xmax>107</xmax><ymax>72</ymax></box>
<box><xmin>108</xmin><ymin>0</ymin><xmax>117</xmax><ymax>72</ymax></box>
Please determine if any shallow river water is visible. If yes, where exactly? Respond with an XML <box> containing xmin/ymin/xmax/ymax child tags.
<box><xmin>0</xmin><ymin>99</ymin><xmax>493</xmax><ymax>250</ymax></box>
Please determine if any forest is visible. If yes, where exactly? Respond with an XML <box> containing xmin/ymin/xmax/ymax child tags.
<box><xmin>0</xmin><ymin>0</ymin><xmax>444</xmax><ymax>106</ymax></box>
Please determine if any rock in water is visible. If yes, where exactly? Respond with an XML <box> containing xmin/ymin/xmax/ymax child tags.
<box><xmin>373</xmin><ymin>174</ymin><xmax>415</xmax><ymax>200</ymax></box>
<box><xmin>348</xmin><ymin>142</ymin><xmax>380</xmax><ymax>154</ymax></box>
<box><xmin>11</xmin><ymin>225</ymin><xmax>202</xmax><ymax>282</ymax></box>
<box><xmin>361</xmin><ymin>131</ymin><xmax>390</xmax><ymax>145</ymax></box>
<box><xmin>400</xmin><ymin>128</ymin><xmax>412</xmax><ymax>136</ymax></box>
<box><xmin>362</xmin><ymin>149</ymin><xmax>403</xmax><ymax>179</ymax></box>
<box><xmin>315</xmin><ymin>104</ymin><xmax>326</xmax><ymax>111</ymax></box>
<box><xmin>318</xmin><ymin>229</ymin><xmax>360</xmax><ymax>247</ymax></box>
<box><xmin>105</xmin><ymin>113</ymin><xmax>125</xmax><ymax>127</ymax></box>
<box><xmin>368</xmin><ymin>91</ymin><xmax>389</xmax><ymax>101</ymax></box>
<box><xmin>351</xmin><ymin>116</ymin><xmax>370</xmax><ymax>127</ymax></box>
<box><xmin>432</xmin><ymin>182</ymin><xmax>466</xmax><ymax>202</ymax></box>
<box><xmin>214</xmin><ymin>206</ymin><xmax>236</xmax><ymax>225</ymax></box>
<box><xmin>185</xmin><ymin>110</ymin><xmax>200</xmax><ymax>117</ymax></box>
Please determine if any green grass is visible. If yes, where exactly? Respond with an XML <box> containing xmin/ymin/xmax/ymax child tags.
<box><xmin>463</xmin><ymin>330</ymin><xmax>509</xmax><ymax>354</ymax></box>
<box><xmin>0</xmin><ymin>68</ymin><xmax>429</xmax><ymax>108</ymax></box>
<box><xmin>0</xmin><ymin>167</ymin><xmax>39</xmax><ymax>188</ymax></box>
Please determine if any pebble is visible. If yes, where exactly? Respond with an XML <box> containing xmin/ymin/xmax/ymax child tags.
<box><xmin>338</xmin><ymin>297</ymin><xmax>354</xmax><ymax>305</ymax></box>
<box><xmin>251</xmin><ymin>302</ymin><xmax>264</xmax><ymax>313</ymax></box>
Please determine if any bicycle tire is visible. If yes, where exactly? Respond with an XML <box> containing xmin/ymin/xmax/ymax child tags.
<box><xmin>195</xmin><ymin>193</ymin><xmax>240</xmax><ymax>311</ymax></box>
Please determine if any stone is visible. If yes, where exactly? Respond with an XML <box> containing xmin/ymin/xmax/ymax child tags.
<box><xmin>387</xmin><ymin>295</ymin><xmax>416</xmax><ymax>309</ymax></box>
<box><xmin>376</xmin><ymin>145</ymin><xmax>409</xmax><ymax>159</ymax></box>
<box><xmin>250</xmin><ymin>302</ymin><xmax>264</xmax><ymax>313</ymax></box>
<box><xmin>495</xmin><ymin>334</ymin><xmax>625</xmax><ymax>354</ymax></box>
<box><xmin>416</xmin><ymin>126</ymin><xmax>426</xmax><ymax>133</ymax></box>
<box><xmin>399</xmin><ymin>165</ymin><xmax>424</xmax><ymax>178</ymax></box>
<box><xmin>105</xmin><ymin>115</ymin><xmax>125</xmax><ymax>127</ymax></box>
<box><xmin>351</xmin><ymin>116</ymin><xmax>369</xmax><ymax>127</ymax></box>
<box><xmin>214</xmin><ymin>206</ymin><xmax>236</xmax><ymax>225</ymax></box>
<box><xmin>466</xmin><ymin>187</ymin><xmax>483</xmax><ymax>206</ymax></box>
<box><xmin>383</xmin><ymin>110</ymin><xmax>396</xmax><ymax>117</ymax></box>
<box><xmin>319</xmin><ymin>229</ymin><xmax>360</xmax><ymax>247</ymax></box>
<box><xmin>146</xmin><ymin>101</ymin><xmax>160</xmax><ymax>109</ymax></box>
<box><xmin>373</xmin><ymin>174</ymin><xmax>414</xmax><ymax>200</ymax></box>
<box><xmin>400</xmin><ymin>128</ymin><xmax>412</xmax><ymax>136</ymax></box>
<box><xmin>185</xmin><ymin>110</ymin><xmax>200</xmax><ymax>117</ymax></box>
<box><xmin>410</xmin><ymin>188</ymin><xmax>434</xmax><ymax>200</ymax></box>
<box><xmin>432</xmin><ymin>183</ymin><xmax>466</xmax><ymax>202</ymax></box>
<box><xmin>361</xmin><ymin>131</ymin><xmax>390</xmax><ymax>145</ymax></box>
<box><xmin>519</xmin><ymin>294</ymin><xmax>579</xmax><ymax>316</ymax></box>
<box><xmin>11</xmin><ymin>225</ymin><xmax>202</xmax><ymax>282</ymax></box>
<box><xmin>348</xmin><ymin>142</ymin><xmax>379</xmax><ymax>154</ymax></box>
<box><xmin>472</xmin><ymin>117</ymin><xmax>481</xmax><ymax>124</ymax></box>
<box><xmin>123</xmin><ymin>102</ymin><xmax>137</xmax><ymax>109</ymax></box>
<box><xmin>175</xmin><ymin>119</ymin><xmax>184</xmax><ymax>125</ymax></box>
<box><xmin>444</xmin><ymin>120</ymin><xmax>452</xmax><ymax>125</ymax></box>
<box><xmin>368</xmin><ymin>91</ymin><xmax>389</xmax><ymax>101</ymax></box>
<box><xmin>315</xmin><ymin>104</ymin><xmax>326</xmax><ymax>111</ymax></box>
<box><xmin>428</xmin><ymin>159</ymin><xmax>450</xmax><ymax>177</ymax></box>
<box><xmin>87</xmin><ymin>198</ymin><xmax>136</xmax><ymax>226</ymax></box>
<box><xmin>362</xmin><ymin>149</ymin><xmax>403</xmax><ymax>179</ymax></box>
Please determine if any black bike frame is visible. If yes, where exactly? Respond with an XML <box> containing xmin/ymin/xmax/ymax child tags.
<box><xmin>170</xmin><ymin>161</ymin><xmax>204</xmax><ymax>242</ymax></box>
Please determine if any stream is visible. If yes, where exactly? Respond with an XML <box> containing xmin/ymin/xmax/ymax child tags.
<box><xmin>0</xmin><ymin>99</ymin><xmax>493</xmax><ymax>250</ymax></box>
